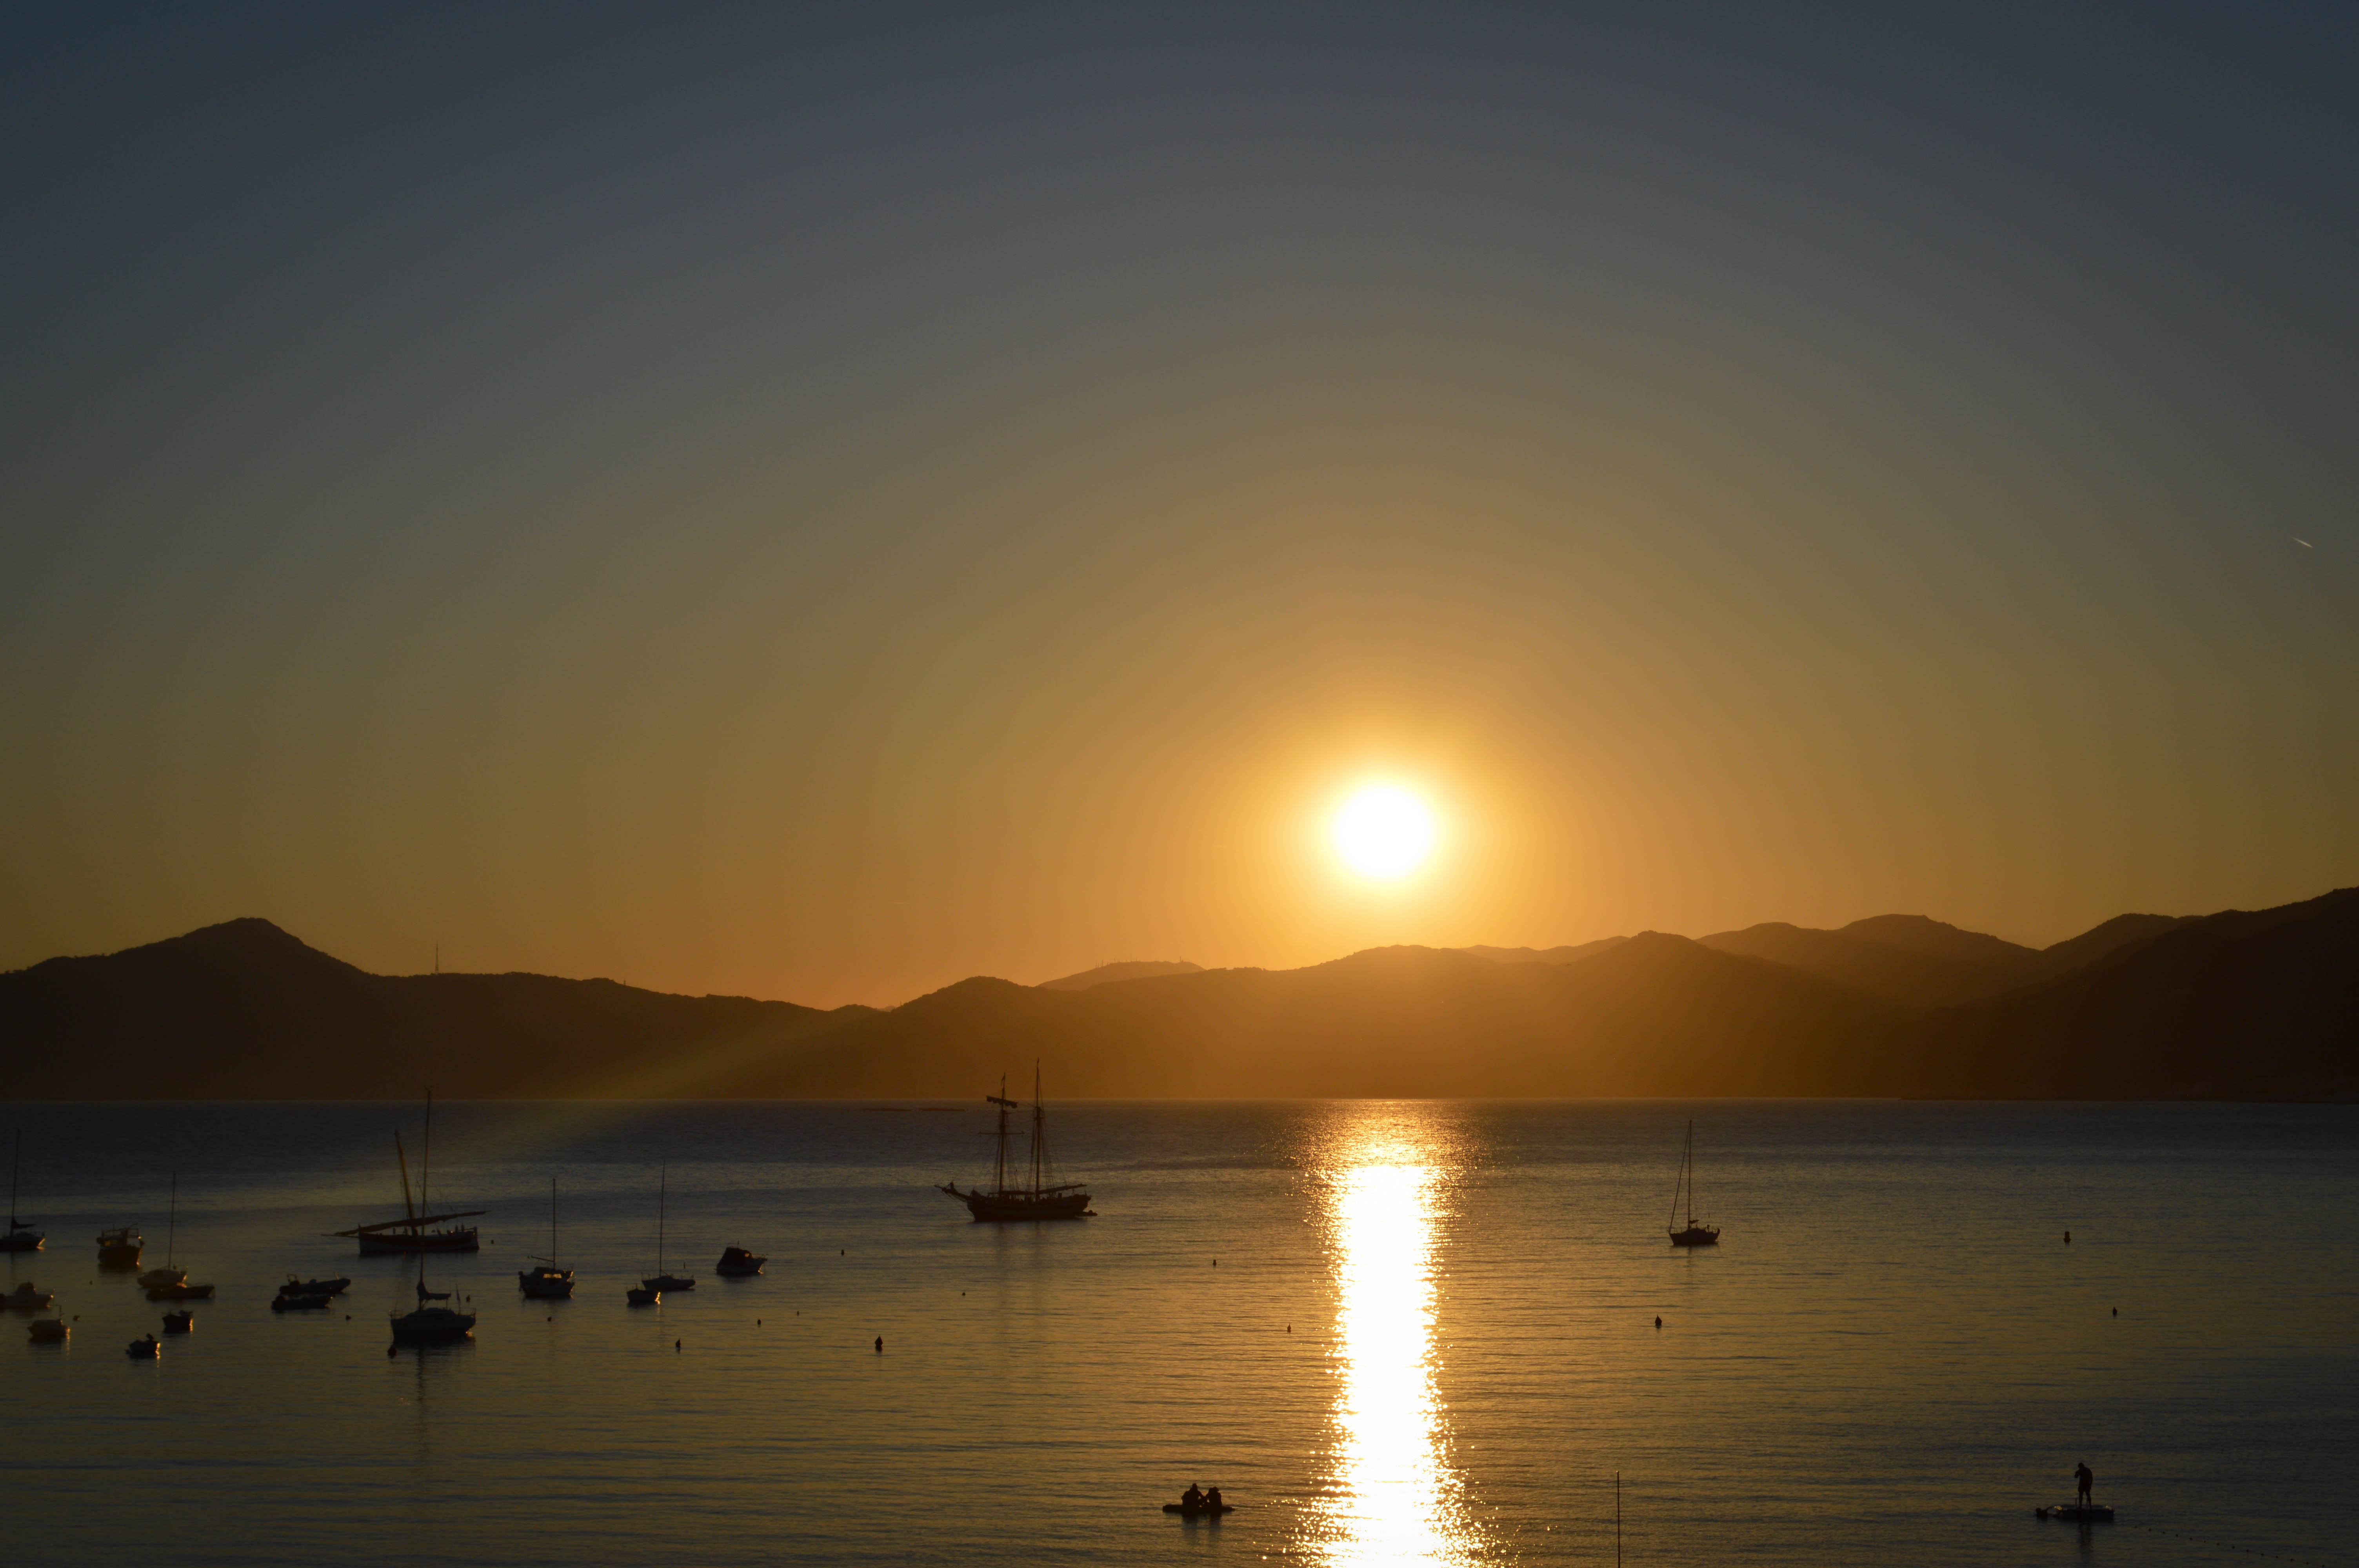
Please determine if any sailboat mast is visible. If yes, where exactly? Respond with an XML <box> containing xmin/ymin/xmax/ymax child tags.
<box><xmin>658</xmin><ymin>1164</ymin><xmax>666</xmax><ymax>1274</ymax></box>
<box><xmin>8</xmin><ymin>1132</ymin><xmax>18</xmax><ymax>1225</ymax></box>
<box><xmin>1031</xmin><ymin>1061</ymin><xmax>1045</xmax><ymax>1197</ymax></box>
<box><xmin>395</xmin><ymin>1131</ymin><xmax>417</xmax><ymax>1221</ymax></box>
<box><xmin>422</xmin><ymin>1090</ymin><xmax>433</xmax><ymax>1216</ymax></box>
<box><xmin>167</xmin><ymin>1172</ymin><xmax>178</xmax><ymax>1268</ymax></box>
<box><xmin>551</xmin><ymin>1175</ymin><xmax>558</xmax><ymax>1265</ymax></box>
<box><xmin>1683</xmin><ymin>1122</ymin><xmax>1704</xmax><ymax>1229</ymax></box>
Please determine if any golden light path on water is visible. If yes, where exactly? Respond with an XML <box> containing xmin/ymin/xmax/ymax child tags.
<box><xmin>1308</xmin><ymin>1123</ymin><xmax>1481</xmax><ymax>1566</ymax></box>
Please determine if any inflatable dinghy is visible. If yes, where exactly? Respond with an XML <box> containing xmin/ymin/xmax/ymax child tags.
<box><xmin>1163</xmin><ymin>1503</ymin><xmax>1235</xmax><ymax>1517</ymax></box>
<box><xmin>2036</xmin><ymin>1503</ymin><xmax>2114</xmax><ymax>1522</ymax></box>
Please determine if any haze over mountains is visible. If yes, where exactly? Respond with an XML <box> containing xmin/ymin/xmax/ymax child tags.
<box><xmin>3</xmin><ymin>892</ymin><xmax>2353</xmax><ymax>1101</ymax></box>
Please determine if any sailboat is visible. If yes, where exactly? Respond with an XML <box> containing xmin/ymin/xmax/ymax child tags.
<box><xmin>333</xmin><ymin>1092</ymin><xmax>484</xmax><ymax>1254</ymax></box>
<box><xmin>938</xmin><ymin>1065</ymin><xmax>1094</xmax><ymax>1221</ymax></box>
<box><xmin>2</xmin><ymin>1132</ymin><xmax>45</xmax><ymax>1252</ymax></box>
<box><xmin>139</xmin><ymin>1175</ymin><xmax>218</xmax><ymax>1298</ymax></box>
<box><xmin>1667</xmin><ymin>1120</ymin><xmax>1721</xmax><ymax>1247</ymax></box>
<box><xmin>389</xmin><ymin>1261</ymin><xmax>476</xmax><ymax>1345</ymax></box>
<box><xmin>641</xmin><ymin>1166</ymin><xmax>695</xmax><ymax>1294</ymax></box>
<box><xmin>518</xmin><ymin>1176</ymin><xmax>575</xmax><ymax>1299</ymax></box>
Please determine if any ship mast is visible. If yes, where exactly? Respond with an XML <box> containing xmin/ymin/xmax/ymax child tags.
<box><xmin>1030</xmin><ymin>1060</ymin><xmax>1047</xmax><ymax>1198</ymax></box>
<box><xmin>987</xmin><ymin>1075</ymin><xmax>1018</xmax><ymax>1197</ymax></box>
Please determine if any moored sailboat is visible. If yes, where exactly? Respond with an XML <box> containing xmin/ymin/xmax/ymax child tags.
<box><xmin>139</xmin><ymin>1175</ymin><xmax>217</xmax><ymax>1299</ymax></box>
<box><xmin>938</xmin><ymin>1065</ymin><xmax>1094</xmax><ymax>1221</ymax></box>
<box><xmin>518</xmin><ymin>1176</ymin><xmax>575</xmax><ymax>1299</ymax></box>
<box><xmin>640</xmin><ymin>1165</ymin><xmax>694</xmax><ymax>1293</ymax></box>
<box><xmin>389</xmin><ymin>1265</ymin><xmax>476</xmax><ymax>1345</ymax></box>
<box><xmin>1667</xmin><ymin>1120</ymin><xmax>1721</xmax><ymax>1247</ymax></box>
<box><xmin>2</xmin><ymin>1132</ymin><xmax>45</xmax><ymax>1252</ymax></box>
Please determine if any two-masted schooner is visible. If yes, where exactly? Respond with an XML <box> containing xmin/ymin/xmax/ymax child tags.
<box><xmin>938</xmin><ymin>1066</ymin><xmax>1093</xmax><ymax>1221</ymax></box>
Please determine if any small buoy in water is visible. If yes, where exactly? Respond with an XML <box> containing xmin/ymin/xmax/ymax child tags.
<box><xmin>2111</xmin><ymin>1307</ymin><xmax>2117</xmax><ymax>1316</ymax></box>
<box><xmin>757</xmin><ymin>1318</ymin><xmax>762</xmax><ymax>1325</ymax></box>
<box><xmin>1655</xmin><ymin>1316</ymin><xmax>1663</xmax><ymax>1330</ymax></box>
<box><xmin>1286</xmin><ymin>1325</ymin><xmax>1291</xmax><ymax>1333</ymax></box>
<box><xmin>874</xmin><ymin>1335</ymin><xmax>883</xmax><ymax>1353</ymax></box>
<box><xmin>675</xmin><ymin>1339</ymin><xmax>681</xmax><ymax>1352</ymax></box>
<box><xmin>1213</xmin><ymin>1259</ymin><xmax>1218</xmax><ymax>1267</ymax></box>
<box><xmin>2064</xmin><ymin>1232</ymin><xmax>2071</xmax><ymax>1244</ymax></box>
<box><xmin>840</xmin><ymin>1249</ymin><xmax>845</xmax><ymax>1255</ymax></box>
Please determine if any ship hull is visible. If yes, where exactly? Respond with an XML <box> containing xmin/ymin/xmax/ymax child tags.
<box><xmin>945</xmin><ymin>1185</ymin><xmax>1093</xmax><ymax>1222</ymax></box>
<box><xmin>357</xmin><ymin>1228</ymin><xmax>480</xmax><ymax>1255</ymax></box>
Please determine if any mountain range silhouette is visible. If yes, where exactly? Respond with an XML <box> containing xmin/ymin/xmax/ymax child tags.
<box><xmin>3</xmin><ymin>890</ymin><xmax>2353</xmax><ymax>1100</ymax></box>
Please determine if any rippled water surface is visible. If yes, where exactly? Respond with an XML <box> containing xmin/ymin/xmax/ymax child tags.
<box><xmin>4</xmin><ymin>1100</ymin><xmax>2351</xmax><ymax>1566</ymax></box>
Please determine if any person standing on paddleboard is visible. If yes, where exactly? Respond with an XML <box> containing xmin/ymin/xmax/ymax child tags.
<box><xmin>2074</xmin><ymin>1462</ymin><xmax>2094</xmax><ymax>1506</ymax></box>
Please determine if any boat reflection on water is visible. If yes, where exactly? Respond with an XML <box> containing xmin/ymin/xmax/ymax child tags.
<box><xmin>1306</xmin><ymin>1121</ymin><xmax>1481</xmax><ymax>1566</ymax></box>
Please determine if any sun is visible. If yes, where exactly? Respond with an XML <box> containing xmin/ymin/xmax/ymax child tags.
<box><xmin>1331</xmin><ymin>785</ymin><xmax>1438</xmax><ymax>880</ymax></box>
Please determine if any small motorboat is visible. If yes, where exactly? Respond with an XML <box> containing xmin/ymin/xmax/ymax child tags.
<box><xmin>625</xmin><ymin>1284</ymin><xmax>660</xmax><ymax>1307</ymax></box>
<box><xmin>281</xmin><ymin>1274</ymin><xmax>351</xmax><ymax>1298</ymax></box>
<box><xmin>714</xmin><ymin>1246</ymin><xmax>766</xmax><ymax>1278</ymax></box>
<box><xmin>27</xmin><ymin>1314</ymin><xmax>68</xmax><ymax>1343</ymax></box>
<box><xmin>1</xmin><ymin>1281</ymin><xmax>56</xmax><ymax>1312</ymax></box>
<box><xmin>127</xmin><ymin>1334</ymin><xmax>160</xmax><ymax>1359</ymax></box>
<box><xmin>145</xmin><ymin>1278</ymin><xmax>216</xmax><ymax>1301</ymax></box>
<box><xmin>644</xmin><ymin>1272</ymin><xmax>696</xmax><ymax>1292</ymax></box>
<box><xmin>271</xmin><ymin>1291</ymin><xmax>333</xmax><ymax>1313</ymax></box>
<box><xmin>162</xmin><ymin>1308</ymin><xmax>195</xmax><ymax>1334</ymax></box>
<box><xmin>96</xmin><ymin>1227</ymin><xmax>144</xmax><ymax>1268</ymax></box>
<box><xmin>2036</xmin><ymin>1503</ymin><xmax>2115</xmax><ymax>1522</ymax></box>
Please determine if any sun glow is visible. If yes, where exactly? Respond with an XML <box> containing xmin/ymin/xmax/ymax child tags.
<box><xmin>1332</xmin><ymin>786</ymin><xmax>1438</xmax><ymax>880</ymax></box>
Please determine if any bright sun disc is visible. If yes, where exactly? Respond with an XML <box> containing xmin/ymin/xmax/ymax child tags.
<box><xmin>1332</xmin><ymin>786</ymin><xmax>1437</xmax><ymax>879</ymax></box>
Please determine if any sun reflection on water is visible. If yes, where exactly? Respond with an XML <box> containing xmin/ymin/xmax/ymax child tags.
<box><xmin>1309</xmin><ymin>1125</ymin><xmax>1480</xmax><ymax>1565</ymax></box>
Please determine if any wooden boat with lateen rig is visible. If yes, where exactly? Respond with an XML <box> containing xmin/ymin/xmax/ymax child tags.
<box><xmin>333</xmin><ymin>1093</ymin><xmax>483</xmax><ymax>1255</ymax></box>
<box><xmin>938</xmin><ymin>1065</ymin><xmax>1093</xmax><ymax>1221</ymax></box>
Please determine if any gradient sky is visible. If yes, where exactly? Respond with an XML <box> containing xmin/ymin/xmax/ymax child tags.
<box><xmin>5</xmin><ymin>4</ymin><xmax>2354</xmax><ymax>1005</ymax></box>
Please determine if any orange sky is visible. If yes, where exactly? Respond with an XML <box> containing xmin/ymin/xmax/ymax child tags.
<box><xmin>4</xmin><ymin>10</ymin><xmax>2353</xmax><ymax>1005</ymax></box>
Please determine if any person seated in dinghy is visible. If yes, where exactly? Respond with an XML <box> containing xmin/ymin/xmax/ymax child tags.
<box><xmin>1205</xmin><ymin>1486</ymin><xmax>1224</xmax><ymax>1512</ymax></box>
<box><xmin>1180</xmin><ymin>1484</ymin><xmax>1205</xmax><ymax>1510</ymax></box>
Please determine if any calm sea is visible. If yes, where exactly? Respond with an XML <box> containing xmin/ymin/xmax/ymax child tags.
<box><xmin>2</xmin><ymin>1100</ymin><xmax>2350</xmax><ymax>1566</ymax></box>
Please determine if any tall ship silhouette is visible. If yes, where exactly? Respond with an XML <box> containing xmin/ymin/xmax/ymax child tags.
<box><xmin>939</xmin><ymin>1066</ymin><xmax>1094</xmax><ymax>1221</ymax></box>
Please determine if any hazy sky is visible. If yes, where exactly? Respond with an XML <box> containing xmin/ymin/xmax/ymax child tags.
<box><xmin>5</xmin><ymin>4</ymin><xmax>2354</xmax><ymax>1005</ymax></box>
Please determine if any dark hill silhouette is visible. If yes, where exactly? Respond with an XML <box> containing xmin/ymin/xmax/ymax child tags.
<box><xmin>1459</xmin><ymin>938</ymin><xmax>1628</xmax><ymax>965</ymax></box>
<box><xmin>1905</xmin><ymin>887</ymin><xmax>2359</xmax><ymax>1100</ymax></box>
<box><xmin>758</xmin><ymin>936</ymin><xmax>1899</xmax><ymax>1098</ymax></box>
<box><xmin>4</xmin><ymin>894</ymin><xmax>2350</xmax><ymax>1099</ymax></box>
<box><xmin>0</xmin><ymin>918</ymin><xmax>851</xmax><ymax>1098</ymax></box>
<box><xmin>1036</xmin><ymin>960</ymin><xmax>1204</xmax><ymax>991</ymax></box>
<box><xmin>1697</xmin><ymin>911</ymin><xmax>2188</xmax><ymax>1009</ymax></box>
